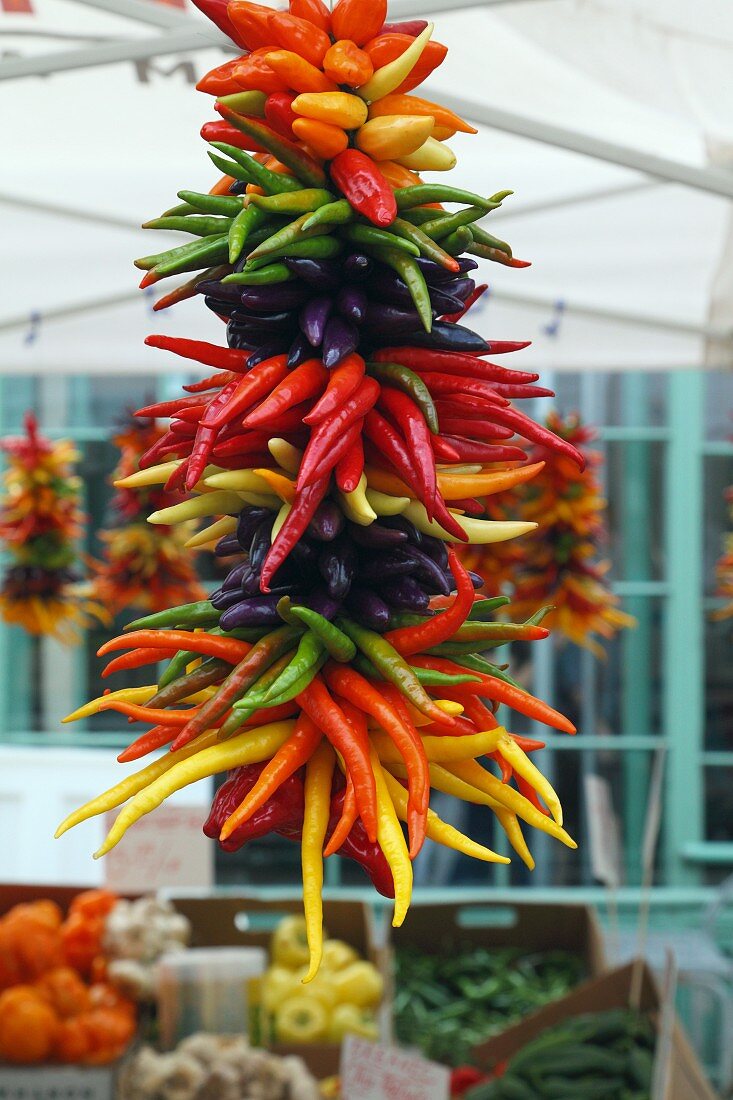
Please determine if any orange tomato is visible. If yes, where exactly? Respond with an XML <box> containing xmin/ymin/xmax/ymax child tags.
<box><xmin>68</xmin><ymin>890</ymin><xmax>117</xmax><ymax>924</ymax></box>
<box><xmin>60</xmin><ymin>912</ymin><xmax>104</xmax><ymax>977</ymax></box>
<box><xmin>55</xmin><ymin>1017</ymin><xmax>92</xmax><ymax>1064</ymax></box>
<box><xmin>5</xmin><ymin>900</ymin><xmax>63</xmax><ymax>931</ymax></box>
<box><xmin>0</xmin><ymin>986</ymin><xmax>59</xmax><ymax>1064</ymax></box>
<box><xmin>79</xmin><ymin>1008</ymin><xmax>136</xmax><ymax>1064</ymax></box>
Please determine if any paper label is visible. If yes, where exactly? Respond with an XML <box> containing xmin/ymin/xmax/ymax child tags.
<box><xmin>103</xmin><ymin>804</ymin><xmax>213</xmax><ymax>892</ymax></box>
<box><xmin>584</xmin><ymin>773</ymin><xmax>622</xmax><ymax>889</ymax></box>
<box><xmin>340</xmin><ymin>1036</ymin><xmax>450</xmax><ymax>1100</ymax></box>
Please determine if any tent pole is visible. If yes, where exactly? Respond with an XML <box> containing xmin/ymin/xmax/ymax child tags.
<box><xmin>389</xmin><ymin>0</ymin><xmax>546</xmax><ymax>12</ymax></box>
<box><xmin>491</xmin><ymin>180</ymin><xmax>657</xmax><ymax>221</ymax></box>
<box><xmin>71</xmin><ymin>0</ymin><xmax>195</xmax><ymax>30</ymax></box>
<box><xmin>433</xmin><ymin>92</ymin><xmax>733</xmax><ymax>201</ymax></box>
<box><xmin>0</xmin><ymin>192</ymin><xmax>137</xmax><ymax>232</ymax></box>
<box><xmin>0</xmin><ymin>27</ymin><xmax>231</xmax><ymax>81</ymax></box>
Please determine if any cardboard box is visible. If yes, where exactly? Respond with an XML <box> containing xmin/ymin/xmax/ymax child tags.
<box><xmin>168</xmin><ymin>892</ymin><xmax>384</xmax><ymax>1080</ymax></box>
<box><xmin>389</xmin><ymin>899</ymin><xmax>606</xmax><ymax>977</ymax></box>
<box><xmin>473</xmin><ymin>960</ymin><xmax>719</xmax><ymax>1100</ymax></box>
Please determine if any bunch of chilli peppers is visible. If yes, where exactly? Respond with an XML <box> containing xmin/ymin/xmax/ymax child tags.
<box><xmin>712</xmin><ymin>482</ymin><xmax>733</xmax><ymax>621</ymax></box>
<box><xmin>461</xmin><ymin>411</ymin><xmax>635</xmax><ymax>657</ymax></box>
<box><xmin>0</xmin><ymin>413</ymin><xmax>106</xmax><ymax>642</ymax></box>
<box><xmin>59</xmin><ymin>0</ymin><xmax>588</xmax><ymax>980</ymax></box>
<box><xmin>91</xmin><ymin>417</ymin><xmax>206</xmax><ymax>616</ymax></box>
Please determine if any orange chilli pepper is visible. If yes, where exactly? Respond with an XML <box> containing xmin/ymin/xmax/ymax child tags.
<box><xmin>368</xmin><ymin>93</ymin><xmax>478</xmax><ymax>135</ymax></box>
<box><xmin>364</xmin><ymin>33</ymin><xmax>448</xmax><ymax>94</ymax></box>
<box><xmin>196</xmin><ymin>58</ymin><xmax>244</xmax><ymax>97</ymax></box>
<box><xmin>323</xmin><ymin>39</ymin><xmax>374</xmax><ymax>87</ymax></box>
<box><xmin>331</xmin><ymin>0</ymin><xmax>387</xmax><ymax>47</ymax></box>
<box><xmin>265</xmin><ymin>50</ymin><xmax>338</xmax><ymax>94</ymax></box>
<box><xmin>234</xmin><ymin>54</ymin><xmax>289</xmax><ymax>95</ymax></box>
<box><xmin>289</xmin><ymin>0</ymin><xmax>331</xmax><ymax>34</ymax></box>
<box><xmin>374</xmin><ymin>159</ymin><xmax>423</xmax><ymax>189</ymax></box>
<box><xmin>268</xmin><ymin>12</ymin><xmax>331</xmax><ymax>68</ymax></box>
<box><xmin>227</xmin><ymin>2</ymin><xmax>274</xmax><ymax>51</ymax></box>
<box><xmin>292</xmin><ymin>117</ymin><xmax>348</xmax><ymax>159</ymax></box>
<box><xmin>323</xmin><ymin>699</ymin><xmax>364</xmax><ymax>857</ymax></box>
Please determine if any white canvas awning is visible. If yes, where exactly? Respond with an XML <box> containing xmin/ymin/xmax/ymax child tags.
<box><xmin>0</xmin><ymin>0</ymin><xmax>731</xmax><ymax>373</ymax></box>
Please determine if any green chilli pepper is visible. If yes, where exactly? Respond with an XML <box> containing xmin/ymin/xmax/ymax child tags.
<box><xmin>278</xmin><ymin>599</ymin><xmax>356</xmax><ymax>662</ymax></box>
<box><xmin>249</xmin><ymin>189</ymin><xmax>336</xmax><ymax>215</ymax></box>
<box><xmin>142</xmin><ymin>215</ymin><xmax>233</xmax><ymax>237</ymax></box>
<box><xmin>246</xmin><ymin>235</ymin><xmax>341</xmax><ymax>270</ymax></box>
<box><xmin>451</xmin><ymin>653</ymin><xmax>523</xmax><ymax>690</ymax></box>
<box><xmin>469</xmin><ymin>223</ymin><xmax>512</xmax><ymax>256</ymax></box>
<box><xmin>338</xmin><ymin>617</ymin><xmax>450</xmax><ymax>722</ymax></box>
<box><xmin>301</xmin><ymin>199</ymin><xmax>354</xmax><ymax>231</ymax></box>
<box><xmin>136</xmin><ymin>234</ymin><xmax>230</xmax><ymax>278</ymax></box>
<box><xmin>352</xmin><ymin>650</ymin><xmax>478</xmax><ymax>687</ymax></box>
<box><xmin>222</xmin><ymin>262</ymin><xmax>293</xmax><ymax>285</ymax></box>
<box><xmin>362</xmin><ymin>242</ymin><xmax>433</xmax><ymax>333</ymax></box>
<box><xmin>228</xmin><ymin>204</ymin><xmax>269</xmax><ymax>264</ymax></box>
<box><xmin>208</xmin><ymin>144</ymin><xmax>302</xmax><ymax>195</ymax></box>
<box><xmin>440</xmin><ymin>226</ymin><xmax>475</xmax><ymax>256</ymax></box>
<box><xmin>217</xmin><ymin>90</ymin><xmax>267</xmax><ymax>116</ymax></box>
<box><xmin>150</xmin><ymin>658</ymin><xmax>230</xmax><ymax>708</ymax></box>
<box><xmin>367</xmin><ymin>361</ymin><xmax>438</xmax><ymax>433</ymax></box>
<box><xmin>177</xmin><ymin>191</ymin><xmax>244</xmax><ymax>218</ymax></box>
<box><xmin>216</xmin><ymin>106</ymin><xmax>328</xmax><ymax>188</ymax></box>
<box><xmin>394</xmin><ymin>185</ymin><xmax>506</xmax><ymax>211</ymax></box>
<box><xmin>261</xmin><ymin>631</ymin><xmax>325</xmax><ymax>703</ymax></box>
<box><xmin>418</xmin><ymin>206</ymin><xmax>488</xmax><ymax>242</ymax></box>
<box><xmin>467</xmin><ymin>596</ymin><xmax>512</xmax><ymax>620</ymax></box>
<box><xmin>343</xmin><ymin>222</ymin><xmax>420</xmax><ymax>257</ymax></box>
<box><xmin>124</xmin><ymin>600</ymin><xmax>220</xmax><ymax>632</ymax></box>
<box><xmin>247</xmin><ymin>212</ymin><xmax>333</xmax><ymax>262</ymax></box>
<box><xmin>390</xmin><ymin>217</ymin><xmax>458</xmax><ymax>270</ymax></box>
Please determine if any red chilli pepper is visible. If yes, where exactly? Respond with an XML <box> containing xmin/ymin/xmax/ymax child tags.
<box><xmin>190</xmin><ymin>0</ymin><xmax>249</xmax><ymax>47</ymax></box>
<box><xmin>101</xmin><ymin>647</ymin><xmax>176</xmax><ymax>680</ymax></box>
<box><xmin>260</xmin><ymin>474</ymin><xmax>331</xmax><ymax>591</ymax></box>
<box><xmin>297</xmin><ymin>377</ymin><xmax>379</xmax><ymax>489</ymax></box>
<box><xmin>264</xmin><ymin>92</ymin><xmax>298</xmax><ymax>139</ymax></box>
<box><xmin>330</xmin><ymin>149</ymin><xmax>397</xmax><ymax>228</ymax></box>
<box><xmin>145</xmin><ymin>335</ymin><xmax>251</xmax><ymax>372</ymax></box>
<box><xmin>441</xmin><ymin>283</ymin><xmax>489</xmax><ymax>324</ymax></box>
<box><xmin>243</xmin><ymin>359</ymin><xmax>327</xmax><ymax>428</ymax></box>
<box><xmin>372</xmin><ymin>346</ymin><xmax>537</xmax><ymax>384</ymax></box>
<box><xmin>335</xmin><ymin>436</ymin><xmax>364</xmax><ymax>493</ymax></box>
<box><xmin>378</xmin><ymin>386</ymin><xmax>437</xmax><ymax>519</ymax></box>
<box><xmin>385</xmin><ymin>549</ymin><xmax>474</xmax><ymax>656</ymax></box>
<box><xmin>202</xmin><ymin>355</ymin><xmax>289</xmax><ymax>429</ymax></box>
<box><xmin>303</xmin><ymin>353</ymin><xmax>365</xmax><ymax>425</ymax></box>
<box><xmin>201</xmin><ymin>120</ymin><xmax>266</xmax><ymax>153</ymax></box>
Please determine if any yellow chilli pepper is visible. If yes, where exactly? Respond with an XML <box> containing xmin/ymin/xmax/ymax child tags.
<box><xmin>338</xmin><ymin>474</ymin><xmax>377</xmax><ymax>526</ymax></box>
<box><xmin>446</xmin><ymin>760</ymin><xmax>577</xmax><ymax>848</ymax></box>
<box><xmin>114</xmin><ymin>460</ymin><xmax>182</xmax><ymax>489</ymax></box>
<box><xmin>203</xmin><ymin>468</ymin><xmax>291</xmax><ymax>497</ymax></box>
<box><xmin>301</xmin><ymin>741</ymin><xmax>335</xmax><ymax>983</ymax></box>
<box><xmin>271</xmin><ymin>502</ymin><xmax>291</xmax><ymax>540</ymax></box>
<box><xmin>381</xmin><ymin>769</ymin><xmax>509</xmax><ymax>865</ymax></box>
<box><xmin>397</xmin><ymin>136</ymin><xmax>457</xmax><ymax>172</ymax></box>
<box><xmin>184</xmin><ymin>515</ymin><xmax>237</xmax><ymax>548</ymax></box>
<box><xmin>437</xmin><ymin>462</ymin><xmax>545</xmax><ymax>500</ymax></box>
<box><xmin>374</xmin><ymin>726</ymin><xmax>501</xmax><ymax>765</ymax></box>
<box><xmin>148</xmin><ymin>491</ymin><xmax>244</xmax><ymax>526</ymax></box>
<box><xmin>364</xmin><ymin>487</ymin><xmax>410</xmax><ymax>516</ymax></box>
<box><xmin>369</xmin><ymin>748</ymin><xmax>412</xmax><ymax>927</ymax></box>
<box><xmin>402</xmin><ymin>500</ymin><xmax>536</xmax><ymax>544</ymax></box>
<box><xmin>94</xmin><ymin>720</ymin><xmax>295</xmax><ymax>858</ymax></box>
<box><xmin>494</xmin><ymin>806</ymin><xmax>536</xmax><ymax>871</ymax></box>
<box><xmin>356</xmin><ymin>115</ymin><xmax>434</xmax><ymax>161</ymax></box>
<box><xmin>291</xmin><ymin>91</ymin><xmax>368</xmax><ymax>130</ymax></box>
<box><xmin>55</xmin><ymin>728</ymin><xmax>221</xmax><ymax>838</ymax></box>
<box><xmin>357</xmin><ymin>23</ymin><xmax>434</xmax><ymax>104</ymax></box>
<box><xmin>496</xmin><ymin>734</ymin><xmax>563</xmax><ymax>825</ymax></box>
<box><xmin>268</xmin><ymin>438</ymin><xmax>302</xmax><ymax>475</ymax></box>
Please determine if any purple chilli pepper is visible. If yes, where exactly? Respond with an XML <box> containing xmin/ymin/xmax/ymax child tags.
<box><xmin>401</xmin><ymin>546</ymin><xmax>451</xmax><ymax>596</ymax></box>
<box><xmin>222</xmin><ymin>561</ymin><xmax>251</xmax><ymax>591</ymax></box>
<box><xmin>322</xmin><ymin>315</ymin><xmax>359</xmax><ymax>369</ymax></box>
<box><xmin>318</xmin><ymin>539</ymin><xmax>356</xmax><ymax>599</ymax></box>
<box><xmin>468</xmin><ymin>571</ymin><xmax>486</xmax><ymax>590</ymax></box>
<box><xmin>371</xmin><ymin>321</ymin><xmax>489</xmax><ymax>354</ymax></box>
<box><xmin>215</xmin><ymin>533</ymin><xmax>242</xmax><ymax>557</ymax></box>
<box><xmin>210</xmin><ymin>586</ymin><xmax>248</xmax><ymax>611</ymax></box>
<box><xmin>242</xmin><ymin>566</ymin><xmax>263</xmax><ymax>596</ymax></box>
<box><xmin>345</xmin><ymin>587</ymin><xmax>391</xmax><ymax>632</ymax></box>
<box><xmin>429</xmin><ymin>288</ymin><xmax>465</xmax><ymax>315</ymax></box>
<box><xmin>381</xmin><ymin>576</ymin><xmax>431</xmax><ymax>613</ymax></box>
<box><xmin>303</xmin><ymin>588</ymin><xmax>342</xmax><ymax>620</ymax></box>
<box><xmin>359</xmin><ymin>552</ymin><xmax>415</xmax><ymax>583</ymax></box>
<box><xmin>300</xmin><ymin>295</ymin><xmax>333</xmax><ymax>348</ymax></box>
<box><xmin>349</xmin><ymin>522</ymin><xmax>408</xmax><ymax>549</ymax></box>
<box><xmin>419</xmin><ymin>533</ymin><xmax>449</xmax><ymax>569</ymax></box>
<box><xmin>198</xmin><ymin>280</ymin><xmax>243</xmax><ymax>303</ymax></box>
<box><xmin>307</xmin><ymin>501</ymin><xmax>344</xmax><ymax>541</ymax></box>
<box><xmin>363</xmin><ymin>302</ymin><xmax>425</xmax><ymax>335</ymax></box>
<box><xmin>240</xmin><ymin>283</ymin><xmax>310</xmax><ymax>311</ymax></box>
<box><xmin>248</xmin><ymin>518</ymin><xmax>272</xmax><ymax>571</ymax></box>
<box><xmin>237</xmin><ymin>507</ymin><xmax>272</xmax><ymax>551</ymax></box>
<box><xmin>379</xmin><ymin>514</ymin><xmax>423</xmax><ymax>544</ymax></box>
<box><xmin>287</xmin><ymin>332</ymin><xmax>312</xmax><ymax>369</ymax></box>
<box><xmin>342</xmin><ymin>253</ymin><xmax>372</xmax><ymax>281</ymax></box>
<box><xmin>204</xmin><ymin>297</ymin><xmax>237</xmax><ymax>319</ymax></box>
<box><xmin>336</xmin><ymin>285</ymin><xmax>367</xmax><ymax>326</ymax></box>
<box><xmin>220</xmin><ymin>593</ymin><xmax>284</xmax><ymax>629</ymax></box>
<box><xmin>366</xmin><ymin>268</ymin><xmax>414</xmax><ymax>305</ymax></box>
<box><xmin>285</xmin><ymin>257</ymin><xmax>340</xmax><ymax>290</ymax></box>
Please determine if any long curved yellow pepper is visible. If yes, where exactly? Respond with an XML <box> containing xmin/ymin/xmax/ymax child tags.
<box><xmin>446</xmin><ymin>760</ymin><xmax>576</xmax><ymax>848</ymax></box>
<box><xmin>368</xmin><ymin>94</ymin><xmax>477</xmax><ymax>136</ymax></box>
<box><xmin>494</xmin><ymin>806</ymin><xmax>535</xmax><ymax>871</ymax></box>
<box><xmin>63</xmin><ymin>685</ymin><xmax>215</xmax><ymax>724</ymax></box>
<box><xmin>403</xmin><ymin>500</ymin><xmax>536</xmax><ymax>544</ymax></box>
<box><xmin>496</xmin><ymin>734</ymin><xmax>563</xmax><ymax>826</ymax></box>
<box><xmin>115</xmin><ymin>462</ymin><xmax>223</xmax><ymax>491</ymax></box>
<box><xmin>203</xmin><ymin>468</ymin><xmax>292</xmax><ymax>498</ymax></box>
<box><xmin>373</xmin><ymin>726</ymin><xmax>502</xmax><ymax>765</ymax></box>
<box><xmin>338</xmin><ymin>474</ymin><xmax>377</xmax><ymax>526</ymax></box>
<box><xmin>381</xmin><ymin>769</ymin><xmax>509</xmax><ymax>866</ymax></box>
<box><xmin>292</xmin><ymin>91</ymin><xmax>368</xmax><ymax>129</ymax></box>
<box><xmin>398</xmin><ymin>136</ymin><xmax>457</xmax><ymax>172</ymax></box>
<box><xmin>268</xmin><ymin>438</ymin><xmax>302</xmax><ymax>475</ymax></box>
<box><xmin>358</xmin><ymin>23</ymin><xmax>434</xmax><ymax>104</ymax></box>
<box><xmin>370</xmin><ymin>748</ymin><xmax>412</xmax><ymax>927</ymax></box>
<box><xmin>185</xmin><ymin>515</ymin><xmax>237</xmax><ymax>548</ymax></box>
<box><xmin>366</xmin><ymin>463</ymin><xmax>544</xmax><ymax>502</ymax></box>
<box><xmin>301</xmin><ymin>741</ymin><xmax>334</xmax><ymax>984</ymax></box>
<box><xmin>356</xmin><ymin>115</ymin><xmax>434</xmax><ymax>160</ymax></box>
<box><xmin>364</xmin><ymin>487</ymin><xmax>410</xmax><ymax>516</ymax></box>
<box><xmin>55</xmin><ymin>729</ymin><xmax>221</xmax><ymax>838</ymax></box>
<box><xmin>94</xmin><ymin>720</ymin><xmax>294</xmax><ymax>858</ymax></box>
<box><xmin>148</xmin><ymin>491</ymin><xmax>243</xmax><ymax>526</ymax></box>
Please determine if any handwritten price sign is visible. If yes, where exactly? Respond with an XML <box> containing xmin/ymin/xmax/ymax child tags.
<box><xmin>103</xmin><ymin>805</ymin><xmax>213</xmax><ymax>893</ymax></box>
<box><xmin>341</xmin><ymin>1036</ymin><xmax>450</xmax><ymax>1100</ymax></box>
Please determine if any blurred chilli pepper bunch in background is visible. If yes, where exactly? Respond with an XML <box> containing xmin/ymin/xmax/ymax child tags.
<box><xmin>91</xmin><ymin>417</ymin><xmax>206</xmax><ymax>616</ymax></box>
<box><xmin>461</xmin><ymin>411</ymin><xmax>635</xmax><ymax>656</ymax></box>
<box><xmin>0</xmin><ymin>413</ymin><xmax>106</xmax><ymax>642</ymax></box>
<box><xmin>60</xmin><ymin>0</ymin><xmax>592</xmax><ymax>979</ymax></box>
<box><xmin>712</xmin><ymin>482</ymin><xmax>733</xmax><ymax>621</ymax></box>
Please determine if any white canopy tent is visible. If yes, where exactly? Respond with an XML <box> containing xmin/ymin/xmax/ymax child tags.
<box><xmin>1</xmin><ymin>0</ymin><xmax>731</xmax><ymax>374</ymax></box>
